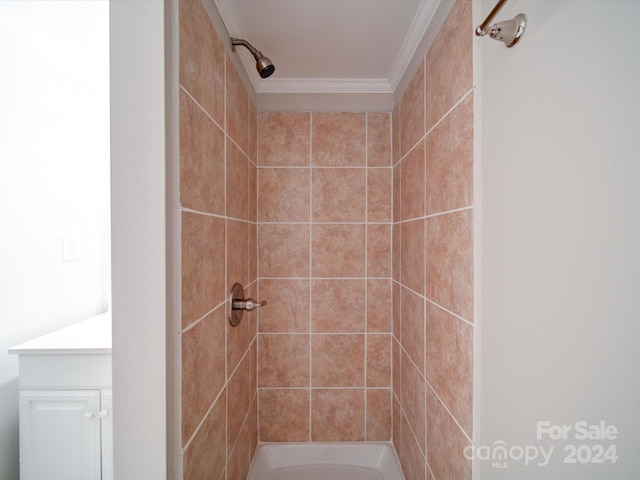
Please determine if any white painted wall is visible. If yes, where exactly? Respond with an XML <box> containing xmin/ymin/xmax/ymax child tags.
<box><xmin>0</xmin><ymin>2</ymin><xmax>109</xmax><ymax>478</ymax></box>
<box><xmin>110</xmin><ymin>1</ymin><xmax>167</xmax><ymax>478</ymax></box>
<box><xmin>477</xmin><ymin>1</ymin><xmax>640</xmax><ymax>478</ymax></box>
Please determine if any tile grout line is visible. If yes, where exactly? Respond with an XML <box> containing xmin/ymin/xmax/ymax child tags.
<box><xmin>392</xmin><ymin>87</ymin><xmax>474</xmax><ymax>170</ymax></box>
<box><xmin>223</xmin><ymin>51</ymin><xmax>229</xmax><ymax>470</ymax></box>
<box><xmin>180</xmin><ymin>300</ymin><xmax>227</xmax><ymax>335</ymax></box>
<box><xmin>308</xmin><ymin>112</ymin><xmax>313</xmax><ymax>442</ymax></box>
<box><xmin>421</xmin><ymin>64</ymin><xmax>428</xmax><ymax>458</ymax></box>
<box><xmin>392</xmin><ymin>278</ymin><xmax>474</xmax><ymax>328</ymax></box>
<box><xmin>425</xmin><ymin>379</ymin><xmax>473</xmax><ymax>445</ymax></box>
<box><xmin>422</xmin><ymin>99</ymin><xmax>428</xmax><ymax>457</ymax></box>
<box><xmin>364</xmin><ymin>112</ymin><xmax>368</xmax><ymax>441</ymax></box>
<box><xmin>255</xmin><ymin>107</ymin><xmax>261</xmax><ymax>447</ymax></box>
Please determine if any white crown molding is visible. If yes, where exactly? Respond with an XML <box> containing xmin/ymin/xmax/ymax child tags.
<box><xmin>256</xmin><ymin>78</ymin><xmax>393</xmax><ymax>95</ymax></box>
<box><xmin>388</xmin><ymin>0</ymin><xmax>441</xmax><ymax>90</ymax></box>
<box><xmin>256</xmin><ymin>92</ymin><xmax>395</xmax><ymax>113</ymax></box>
<box><xmin>393</xmin><ymin>0</ymin><xmax>455</xmax><ymax>104</ymax></box>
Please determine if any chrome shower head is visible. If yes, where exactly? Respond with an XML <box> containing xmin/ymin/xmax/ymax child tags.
<box><xmin>230</xmin><ymin>37</ymin><xmax>275</xmax><ymax>78</ymax></box>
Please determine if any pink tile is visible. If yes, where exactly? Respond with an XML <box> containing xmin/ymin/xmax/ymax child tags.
<box><xmin>258</xmin><ymin>279</ymin><xmax>310</xmax><ymax>333</ymax></box>
<box><xmin>246</xmin><ymin>282</ymin><xmax>259</xmax><ymax>342</ymax></box>
<box><xmin>367</xmin><ymin>279</ymin><xmax>391</xmax><ymax>333</ymax></box>
<box><xmin>367</xmin><ymin>224</ymin><xmax>391</xmax><ymax>278</ymax></box>
<box><xmin>258</xmin><ymin>334</ymin><xmax>310</xmax><ymax>387</ymax></box>
<box><xmin>400</xmin><ymin>219</ymin><xmax>425</xmax><ymax>295</ymax></box>
<box><xmin>179</xmin><ymin>90</ymin><xmax>225</xmax><ymax>215</ymax></box>
<box><xmin>312</xmin><ymin>334</ymin><xmax>364</xmax><ymax>387</ymax></box>
<box><xmin>248</xmin><ymin>281</ymin><xmax>260</xmax><ymax>342</ymax></box>
<box><xmin>312</xmin><ymin>112</ymin><xmax>366</xmax><ymax>166</ymax></box>
<box><xmin>258</xmin><ymin>111</ymin><xmax>310</xmax><ymax>166</ymax></box>
<box><xmin>400</xmin><ymin>139</ymin><xmax>425</xmax><ymax>221</ymax></box>
<box><xmin>181</xmin><ymin>307</ymin><xmax>225</xmax><ymax>444</ymax></box>
<box><xmin>227</xmin><ymin>415</ymin><xmax>250</xmax><ymax>480</ymax></box>
<box><xmin>392</xmin><ymin>395</ymin><xmax>402</xmax><ymax>456</ymax></box>
<box><xmin>312</xmin><ymin>224</ymin><xmax>365</xmax><ymax>277</ymax></box>
<box><xmin>426</xmin><ymin>388</ymin><xmax>472</xmax><ymax>480</ymax></box>
<box><xmin>367</xmin><ymin>168</ymin><xmax>392</xmax><ymax>222</ymax></box>
<box><xmin>227</xmin><ymin>353</ymin><xmax>251</xmax><ymax>451</ymax></box>
<box><xmin>226</xmin><ymin>54</ymin><xmax>249</xmax><ymax>154</ymax></box>
<box><xmin>392</xmin><ymin>102</ymin><xmax>401</xmax><ymax>166</ymax></box>
<box><xmin>311</xmin><ymin>389</ymin><xmax>365</xmax><ymax>441</ymax></box>
<box><xmin>401</xmin><ymin>287</ymin><xmax>425</xmax><ymax>375</ymax></box>
<box><xmin>426</xmin><ymin>0</ymin><xmax>473</xmax><ymax>130</ymax></box>
<box><xmin>392</xmin><ymin>223</ymin><xmax>401</xmax><ymax>282</ymax></box>
<box><xmin>398</xmin><ymin>409</ymin><xmax>426</xmax><ymax>480</ymax></box>
<box><xmin>393</xmin><ymin>162</ymin><xmax>401</xmax><ymax>222</ymax></box>
<box><xmin>249</xmin><ymin>100</ymin><xmax>257</xmax><ymax>162</ymax></box>
<box><xmin>425</xmin><ymin>210</ymin><xmax>473</xmax><ymax>320</ymax></box>
<box><xmin>183</xmin><ymin>394</ymin><xmax>226</xmax><ymax>480</ymax></box>
<box><xmin>392</xmin><ymin>281</ymin><xmax>401</xmax><ymax>339</ymax></box>
<box><xmin>227</xmin><ymin>290</ymin><xmax>252</xmax><ymax>378</ymax></box>
<box><xmin>367</xmin><ymin>334</ymin><xmax>391</xmax><ymax>387</ymax></box>
<box><xmin>179</xmin><ymin>0</ymin><xmax>224</xmax><ymax>125</ymax></box>
<box><xmin>181</xmin><ymin>212</ymin><xmax>225</xmax><ymax>328</ymax></box>
<box><xmin>249</xmin><ymin>397</ymin><xmax>258</xmax><ymax>456</ymax></box>
<box><xmin>226</xmin><ymin>139</ymin><xmax>249</xmax><ymax>220</ymax></box>
<box><xmin>367</xmin><ymin>112</ymin><xmax>392</xmax><ymax>167</ymax></box>
<box><xmin>258</xmin><ymin>224</ymin><xmax>310</xmax><ymax>277</ymax></box>
<box><xmin>249</xmin><ymin>161</ymin><xmax>257</xmax><ymax>222</ymax></box>
<box><xmin>312</xmin><ymin>279</ymin><xmax>365</xmax><ymax>333</ymax></box>
<box><xmin>426</xmin><ymin>94</ymin><xmax>473</xmax><ymax>215</ymax></box>
<box><xmin>249</xmin><ymin>338</ymin><xmax>257</xmax><ymax>403</ymax></box>
<box><xmin>312</xmin><ymin>168</ymin><xmax>366</xmax><ymax>222</ymax></box>
<box><xmin>227</xmin><ymin>219</ymin><xmax>249</xmax><ymax>290</ymax></box>
<box><xmin>426</xmin><ymin>303</ymin><xmax>473</xmax><ymax>436</ymax></box>
<box><xmin>392</xmin><ymin>338</ymin><xmax>401</xmax><ymax>405</ymax></box>
<box><xmin>400</xmin><ymin>59</ymin><xmax>425</xmax><ymax>158</ymax></box>
<box><xmin>249</xmin><ymin>222</ymin><xmax>257</xmax><ymax>283</ymax></box>
<box><xmin>259</xmin><ymin>389</ymin><xmax>310</xmax><ymax>442</ymax></box>
<box><xmin>366</xmin><ymin>389</ymin><xmax>391</xmax><ymax>441</ymax></box>
<box><xmin>401</xmin><ymin>351</ymin><xmax>426</xmax><ymax>454</ymax></box>
<box><xmin>258</xmin><ymin>168</ymin><xmax>310</xmax><ymax>222</ymax></box>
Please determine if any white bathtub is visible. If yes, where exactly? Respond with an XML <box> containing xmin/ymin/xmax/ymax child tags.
<box><xmin>246</xmin><ymin>442</ymin><xmax>405</xmax><ymax>480</ymax></box>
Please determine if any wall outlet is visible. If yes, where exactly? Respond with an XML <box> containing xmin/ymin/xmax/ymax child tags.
<box><xmin>63</xmin><ymin>234</ymin><xmax>79</xmax><ymax>261</ymax></box>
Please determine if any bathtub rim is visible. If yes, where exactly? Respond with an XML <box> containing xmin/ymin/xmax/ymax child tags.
<box><xmin>246</xmin><ymin>441</ymin><xmax>405</xmax><ymax>480</ymax></box>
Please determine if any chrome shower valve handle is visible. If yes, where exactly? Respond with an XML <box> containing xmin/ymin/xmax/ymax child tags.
<box><xmin>233</xmin><ymin>298</ymin><xmax>267</xmax><ymax>312</ymax></box>
<box><xmin>228</xmin><ymin>283</ymin><xmax>267</xmax><ymax>326</ymax></box>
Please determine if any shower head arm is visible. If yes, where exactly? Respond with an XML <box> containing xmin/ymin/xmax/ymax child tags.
<box><xmin>231</xmin><ymin>37</ymin><xmax>261</xmax><ymax>59</ymax></box>
<box><xmin>230</xmin><ymin>37</ymin><xmax>275</xmax><ymax>78</ymax></box>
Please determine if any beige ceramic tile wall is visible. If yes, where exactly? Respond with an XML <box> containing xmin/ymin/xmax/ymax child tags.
<box><xmin>392</xmin><ymin>0</ymin><xmax>474</xmax><ymax>479</ymax></box>
<box><xmin>179</xmin><ymin>0</ymin><xmax>258</xmax><ymax>478</ymax></box>
<box><xmin>256</xmin><ymin>111</ymin><xmax>393</xmax><ymax>443</ymax></box>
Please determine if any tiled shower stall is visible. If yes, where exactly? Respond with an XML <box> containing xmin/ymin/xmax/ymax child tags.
<box><xmin>256</xmin><ymin>109</ymin><xmax>394</xmax><ymax>445</ymax></box>
<box><xmin>176</xmin><ymin>0</ymin><xmax>474</xmax><ymax>478</ymax></box>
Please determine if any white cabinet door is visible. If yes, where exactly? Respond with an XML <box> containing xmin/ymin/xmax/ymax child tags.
<box><xmin>20</xmin><ymin>390</ymin><xmax>102</xmax><ymax>480</ymax></box>
<box><xmin>100</xmin><ymin>390</ymin><xmax>113</xmax><ymax>480</ymax></box>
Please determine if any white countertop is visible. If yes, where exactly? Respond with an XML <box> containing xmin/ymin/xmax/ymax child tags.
<box><xmin>8</xmin><ymin>312</ymin><xmax>112</xmax><ymax>355</ymax></box>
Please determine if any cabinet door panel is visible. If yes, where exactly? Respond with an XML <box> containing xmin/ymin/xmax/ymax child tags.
<box><xmin>20</xmin><ymin>390</ymin><xmax>101</xmax><ymax>480</ymax></box>
<box><xmin>101</xmin><ymin>390</ymin><xmax>113</xmax><ymax>480</ymax></box>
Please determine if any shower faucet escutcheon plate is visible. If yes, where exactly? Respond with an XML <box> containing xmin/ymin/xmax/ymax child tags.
<box><xmin>228</xmin><ymin>282</ymin><xmax>267</xmax><ymax>327</ymax></box>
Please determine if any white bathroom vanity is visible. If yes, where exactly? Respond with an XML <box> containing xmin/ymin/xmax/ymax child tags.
<box><xmin>9</xmin><ymin>312</ymin><xmax>112</xmax><ymax>480</ymax></box>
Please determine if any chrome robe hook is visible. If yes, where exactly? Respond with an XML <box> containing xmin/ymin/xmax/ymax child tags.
<box><xmin>476</xmin><ymin>0</ymin><xmax>527</xmax><ymax>48</ymax></box>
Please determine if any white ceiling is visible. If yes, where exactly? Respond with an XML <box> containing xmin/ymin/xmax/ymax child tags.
<box><xmin>213</xmin><ymin>0</ymin><xmax>443</xmax><ymax>101</ymax></box>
